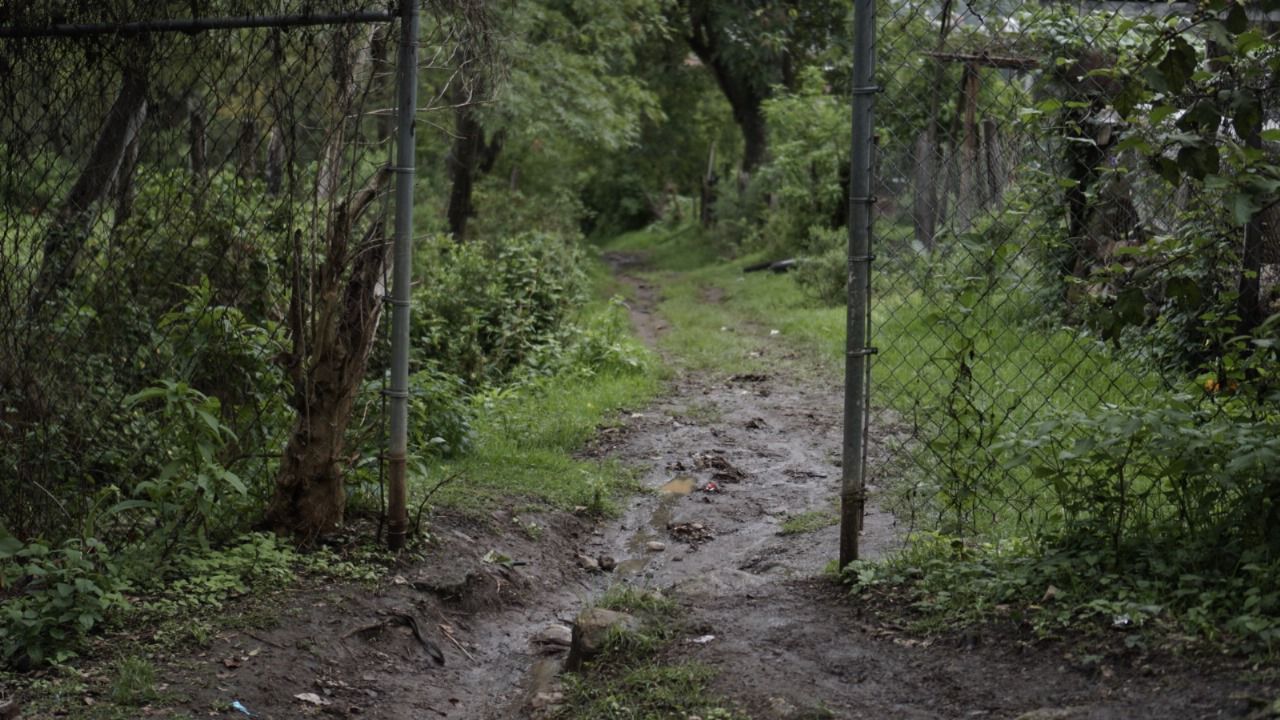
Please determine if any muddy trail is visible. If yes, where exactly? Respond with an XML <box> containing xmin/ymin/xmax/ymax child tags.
<box><xmin>141</xmin><ymin>254</ymin><xmax>1269</xmax><ymax>720</ymax></box>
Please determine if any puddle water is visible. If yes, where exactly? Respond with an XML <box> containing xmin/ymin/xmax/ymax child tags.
<box><xmin>618</xmin><ymin>481</ymin><xmax>689</xmax><ymax>575</ymax></box>
<box><xmin>659</xmin><ymin>475</ymin><xmax>696</xmax><ymax>495</ymax></box>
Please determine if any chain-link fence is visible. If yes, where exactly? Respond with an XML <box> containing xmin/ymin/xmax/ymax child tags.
<box><xmin>0</xmin><ymin>3</ymin><xmax>424</xmax><ymax>544</ymax></box>
<box><xmin>863</xmin><ymin>2</ymin><xmax>1280</xmax><ymax>558</ymax></box>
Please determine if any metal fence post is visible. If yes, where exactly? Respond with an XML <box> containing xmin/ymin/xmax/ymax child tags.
<box><xmin>386</xmin><ymin>0</ymin><xmax>419</xmax><ymax>551</ymax></box>
<box><xmin>840</xmin><ymin>0</ymin><xmax>876</xmax><ymax>569</ymax></box>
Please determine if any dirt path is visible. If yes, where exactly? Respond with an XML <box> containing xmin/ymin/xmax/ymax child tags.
<box><xmin>143</xmin><ymin>255</ymin><xmax>1270</xmax><ymax>720</ymax></box>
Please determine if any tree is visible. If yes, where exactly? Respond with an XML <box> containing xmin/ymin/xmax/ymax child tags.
<box><xmin>675</xmin><ymin>0</ymin><xmax>849</xmax><ymax>176</ymax></box>
<box><xmin>438</xmin><ymin>0</ymin><xmax>664</xmax><ymax>240</ymax></box>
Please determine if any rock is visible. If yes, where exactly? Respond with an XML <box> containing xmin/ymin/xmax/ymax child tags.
<box><xmin>597</xmin><ymin>555</ymin><xmax>617</xmax><ymax>572</ymax></box>
<box><xmin>295</xmin><ymin>692</ymin><xmax>331</xmax><ymax>706</ymax></box>
<box><xmin>564</xmin><ymin>608</ymin><xmax>642</xmax><ymax>671</ymax></box>
<box><xmin>532</xmin><ymin>624</ymin><xmax>573</xmax><ymax>648</ymax></box>
<box><xmin>646</xmin><ymin>541</ymin><xmax>666</xmax><ymax>552</ymax></box>
<box><xmin>576</xmin><ymin>553</ymin><xmax>600</xmax><ymax>572</ymax></box>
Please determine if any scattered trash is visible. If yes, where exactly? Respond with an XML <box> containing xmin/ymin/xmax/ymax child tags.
<box><xmin>769</xmin><ymin>329</ymin><xmax>780</xmax><ymax>336</ymax></box>
<box><xmin>646</xmin><ymin>541</ymin><xmax>666</xmax><ymax>552</ymax></box>
<box><xmin>294</xmin><ymin>692</ymin><xmax>331</xmax><ymax>706</ymax></box>
<box><xmin>688</xmin><ymin>635</ymin><xmax>716</xmax><ymax>645</ymax></box>
<box><xmin>693</xmin><ymin>452</ymin><xmax>747</xmax><ymax>483</ymax></box>
<box><xmin>1112</xmin><ymin>614</ymin><xmax>1131</xmax><ymax>628</ymax></box>
<box><xmin>229</xmin><ymin>700</ymin><xmax>257</xmax><ymax>717</ymax></box>
<box><xmin>700</xmin><ymin>481</ymin><xmax>720</xmax><ymax>493</ymax></box>
<box><xmin>1041</xmin><ymin>585</ymin><xmax>1060</xmax><ymax>603</ymax></box>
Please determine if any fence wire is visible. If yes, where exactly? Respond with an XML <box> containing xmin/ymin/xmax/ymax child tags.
<box><xmin>0</xmin><ymin>4</ymin><xmax>409</xmax><ymax>543</ymax></box>
<box><xmin>866</xmin><ymin>2</ymin><xmax>1280</xmax><ymax>555</ymax></box>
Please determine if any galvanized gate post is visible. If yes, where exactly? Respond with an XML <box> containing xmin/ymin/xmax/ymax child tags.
<box><xmin>839</xmin><ymin>0</ymin><xmax>877</xmax><ymax>569</ymax></box>
<box><xmin>386</xmin><ymin>0</ymin><xmax>419</xmax><ymax>551</ymax></box>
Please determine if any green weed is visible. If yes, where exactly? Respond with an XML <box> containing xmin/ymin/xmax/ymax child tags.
<box><xmin>779</xmin><ymin>511</ymin><xmax>838</xmax><ymax>536</ymax></box>
<box><xmin>108</xmin><ymin>656</ymin><xmax>157</xmax><ymax>705</ymax></box>
<box><xmin>558</xmin><ymin>587</ymin><xmax>742</xmax><ymax>719</ymax></box>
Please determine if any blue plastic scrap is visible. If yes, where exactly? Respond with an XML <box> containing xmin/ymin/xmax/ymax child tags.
<box><xmin>230</xmin><ymin>700</ymin><xmax>257</xmax><ymax>718</ymax></box>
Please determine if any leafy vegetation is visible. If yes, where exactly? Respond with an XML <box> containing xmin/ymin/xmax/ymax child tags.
<box><xmin>2</xmin><ymin>0</ymin><xmax>1279</xmax><ymax>685</ymax></box>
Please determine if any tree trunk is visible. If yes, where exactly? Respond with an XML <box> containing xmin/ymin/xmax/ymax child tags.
<box><xmin>112</xmin><ymin>132</ymin><xmax>142</xmax><ymax>225</ymax></box>
<box><xmin>267</xmin><ymin>25</ymin><xmax>388</xmax><ymax>541</ymax></box>
<box><xmin>912</xmin><ymin>131</ymin><xmax>938</xmax><ymax>249</ymax></box>
<box><xmin>913</xmin><ymin>0</ymin><xmax>954</xmax><ymax>251</ymax></box>
<box><xmin>236</xmin><ymin>117</ymin><xmax>258</xmax><ymax>181</ymax></box>
<box><xmin>445</xmin><ymin>54</ymin><xmax>502</xmax><ymax>241</ymax></box>
<box><xmin>686</xmin><ymin>7</ymin><xmax>769</xmax><ymax>175</ymax></box>
<box><xmin>188</xmin><ymin>97</ymin><xmax>207</xmax><ymax>180</ymax></box>
<box><xmin>265</xmin><ymin>126</ymin><xmax>285</xmax><ymax>195</ymax></box>
<box><xmin>28</xmin><ymin>61</ymin><xmax>148</xmax><ymax>318</ymax></box>
<box><xmin>982</xmin><ymin>118</ymin><xmax>1005</xmax><ymax>206</ymax></box>
<box><xmin>1236</xmin><ymin>104</ymin><xmax>1266</xmax><ymax>334</ymax></box>
<box><xmin>446</xmin><ymin>96</ymin><xmax>483</xmax><ymax>240</ymax></box>
<box><xmin>267</xmin><ymin>170</ymin><xmax>391</xmax><ymax>540</ymax></box>
<box><xmin>952</xmin><ymin>64</ymin><xmax>980</xmax><ymax>231</ymax></box>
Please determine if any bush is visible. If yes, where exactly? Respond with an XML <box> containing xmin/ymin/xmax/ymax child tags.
<box><xmin>0</xmin><ymin>534</ymin><xmax>126</xmax><ymax>667</ymax></box>
<box><xmin>412</xmin><ymin>231</ymin><xmax>588</xmax><ymax>383</ymax></box>
<box><xmin>793</xmin><ymin>228</ymin><xmax>848</xmax><ymax>306</ymax></box>
<box><xmin>408</xmin><ymin>365</ymin><xmax>475</xmax><ymax>458</ymax></box>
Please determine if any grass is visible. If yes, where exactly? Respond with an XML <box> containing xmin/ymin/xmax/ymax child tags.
<box><xmin>779</xmin><ymin>510</ymin><xmax>839</xmax><ymax>536</ymax></box>
<box><xmin>556</xmin><ymin>587</ymin><xmax>744</xmax><ymax>720</ymax></box>
<box><xmin>108</xmin><ymin>656</ymin><xmax>157</xmax><ymax>705</ymax></box>
<box><xmin>419</xmin><ymin>306</ymin><xmax>663</xmax><ymax>515</ymax></box>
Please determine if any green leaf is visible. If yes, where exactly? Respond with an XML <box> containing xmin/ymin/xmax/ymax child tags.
<box><xmin>195</xmin><ymin>408</ymin><xmax>222</xmax><ymax>437</ymax></box>
<box><xmin>1230</xmin><ymin>192</ymin><xmax>1260</xmax><ymax>225</ymax></box>
<box><xmin>1224</xmin><ymin>3</ymin><xmax>1249</xmax><ymax>34</ymax></box>
<box><xmin>106</xmin><ymin>499</ymin><xmax>154</xmax><ymax>515</ymax></box>
<box><xmin>0</xmin><ymin>535</ymin><xmax>22</xmax><ymax>559</ymax></box>
<box><xmin>1153</xmin><ymin>36</ymin><xmax>1197</xmax><ymax>94</ymax></box>
<box><xmin>123</xmin><ymin>386</ymin><xmax>168</xmax><ymax>408</ymax></box>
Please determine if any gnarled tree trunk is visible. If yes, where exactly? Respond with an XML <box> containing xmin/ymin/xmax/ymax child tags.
<box><xmin>266</xmin><ymin>26</ymin><xmax>390</xmax><ymax>541</ymax></box>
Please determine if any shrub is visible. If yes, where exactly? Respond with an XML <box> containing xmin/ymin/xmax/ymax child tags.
<box><xmin>412</xmin><ymin>231</ymin><xmax>588</xmax><ymax>383</ymax></box>
<box><xmin>0</xmin><ymin>534</ymin><xmax>126</xmax><ymax>667</ymax></box>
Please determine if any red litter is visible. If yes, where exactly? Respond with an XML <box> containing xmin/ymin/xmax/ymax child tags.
<box><xmin>701</xmin><ymin>481</ymin><xmax>720</xmax><ymax>493</ymax></box>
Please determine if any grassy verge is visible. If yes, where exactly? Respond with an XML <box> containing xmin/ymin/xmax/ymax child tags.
<box><xmin>555</xmin><ymin>587</ymin><xmax>744</xmax><ymax>720</ymax></box>
<box><xmin>418</xmin><ymin>285</ymin><xmax>666</xmax><ymax>516</ymax></box>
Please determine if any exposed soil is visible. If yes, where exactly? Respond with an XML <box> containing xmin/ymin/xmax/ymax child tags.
<box><xmin>18</xmin><ymin>253</ymin><xmax>1276</xmax><ymax>719</ymax></box>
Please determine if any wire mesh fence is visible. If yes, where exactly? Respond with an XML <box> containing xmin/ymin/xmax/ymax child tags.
<box><xmin>865</xmin><ymin>2</ymin><xmax>1280</xmax><ymax>558</ymax></box>
<box><xmin>0</xmin><ymin>4</ymin><xmax>415</xmax><ymax>544</ymax></box>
